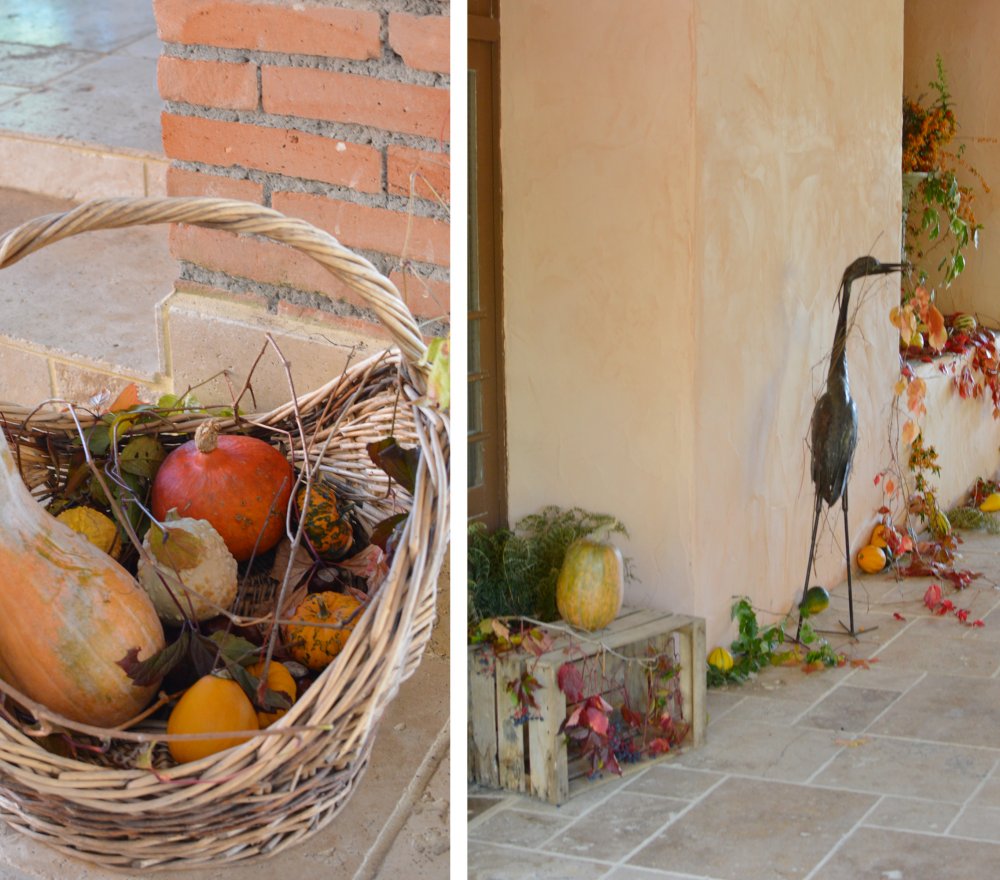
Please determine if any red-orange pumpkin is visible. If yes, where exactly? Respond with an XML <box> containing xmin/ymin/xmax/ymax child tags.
<box><xmin>0</xmin><ymin>433</ymin><xmax>165</xmax><ymax>727</ymax></box>
<box><xmin>150</xmin><ymin>420</ymin><xmax>294</xmax><ymax>562</ymax></box>
<box><xmin>555</xmin><ymin>538</ymin><xmax>624</xmax><ymax>631</ymax></box>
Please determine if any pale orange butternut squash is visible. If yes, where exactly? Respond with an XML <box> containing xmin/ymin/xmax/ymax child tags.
<box><xmin>0</xmin><ymin>434</ymin><xmax>165</xmax><ymax>727</ymax></box>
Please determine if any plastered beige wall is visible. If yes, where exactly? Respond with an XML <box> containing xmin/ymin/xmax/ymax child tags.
<box><xmin>501</xmin><ymin>0</ymin><xmax>904</xmax><ymax>644</ymax></box>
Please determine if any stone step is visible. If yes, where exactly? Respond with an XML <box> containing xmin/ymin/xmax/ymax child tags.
<box><xmin>0</xmin><ymin>187</ymin><xmax>174</xmax><ymax>406</ymax></box>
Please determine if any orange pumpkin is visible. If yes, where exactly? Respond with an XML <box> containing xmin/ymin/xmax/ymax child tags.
<box><xmin>166</xmin><ymin>673</ymin><xmax>259</xmax><ymax>763</ymax></box>
<box><xmin>296</xmin><ymin>481</ymin><xmax>354</xmax><ymax>559</ymax></box>
<box><xmin>0</xmin><ymin>433</ymin><xmax>165</xmax><ymax>727</ymax></box>
<box><xmin>150</xmin><ymin>419</ymin><xmax>294</xmax><ymax>562</ymax></box>
<box><xmin>283</xmin><ymin>591</ymin><xmax>363</xmax><ymax>671</ymax></box>
<box><xmin>555</xmin><ymin>538</ymin><xmax>624</xmax><ymax>631</ymax></box>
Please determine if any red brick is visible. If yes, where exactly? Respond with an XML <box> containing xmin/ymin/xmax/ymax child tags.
<box><xmin>272</xmin><ymin>190</ymin><xmax>450</xmax><ymax>268</ymax></box>
<box><xmin>389</xmin><ymin>269</ymin><xmax>450</xmax><ymax>319</ymax></box>
<box><xmin>169</xmin><ymin>224</ymin><xmax>373</xmax><ymax>314</ymax></box>
<box><xmin>388</xmin><ymin>13</ymin><xmax>449</xmax><ymax>74</ymax></box>
<box><xmin>166</xmin><ymin>165</ymin><xmax>264</xmax><ymax>202</ymax></box>
<box><xmin>154</xmin><ymin>0</ymin><xmax>380</xmax><ymax>59</ymax></box>
<box><xmin>262</xmin><ymin>67</ymin><xmax>449</xmax><ymax>141</ymax></box>
<box><xmin>387</xmin><ymin>145</ymin><xmax>450</xmax><ymax>203</ymax></box>
<box><xmin>161</xmin><ymin>113</ymin><xmax>381</xmax><ymax>192</ymax></box>
<box><xmin>158</xmin><ymin>56</ymin><xmax>257</xmax><ymax>110</ymax></box>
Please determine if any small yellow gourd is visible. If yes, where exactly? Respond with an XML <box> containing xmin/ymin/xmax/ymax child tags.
<box><xmin>707</xmin><ymin>647</ymin><xmax>734</xmax><ymax>672</ymax></box>
<box><xmin>55</xmin><ymin>506</ymin><xmax>122</xmax><ymax>557</ymax></box>
<box><xmin>857</xmin><ymin>544</ymin><xmax>887</xmax><ymax>574</ymax></box>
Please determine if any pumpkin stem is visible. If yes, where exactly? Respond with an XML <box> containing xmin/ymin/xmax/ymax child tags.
<box><xmin>194</xmin><ymin>419</ymin><xmax>220</xmax><ymax>454</ymax></box>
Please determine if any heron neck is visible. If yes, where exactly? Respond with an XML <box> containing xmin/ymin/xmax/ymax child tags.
<box><xmin>828</xmin><ymin>281</ymin><xmax>851</xmax><ymax>383</ymax></box>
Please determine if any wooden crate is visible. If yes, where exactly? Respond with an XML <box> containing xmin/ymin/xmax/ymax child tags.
<box><xmin>468</xmin><ymin>608</ymin><xmax>706</xmax><ymax>804</ymax></box>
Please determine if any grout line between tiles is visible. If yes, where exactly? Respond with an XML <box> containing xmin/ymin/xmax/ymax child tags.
<box><xmin>802</xmin><ymin>795</ymin><xmax>887</xmax><ymax>880</ymax></box>
<box><xmin>943</xmin><ymin>754</ymin><xmax>1000</xmax><ymax>837</ymax></box>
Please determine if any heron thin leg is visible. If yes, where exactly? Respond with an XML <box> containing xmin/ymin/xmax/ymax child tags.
<box><xmin>843</xmin><ymin>486</ymin><xmax>856</xmax><ymax>636</ymax></box>
<box><xmin>796</xmin><ymin>494</ymin><xmax>823</xmax><ymax>641</ymax></box>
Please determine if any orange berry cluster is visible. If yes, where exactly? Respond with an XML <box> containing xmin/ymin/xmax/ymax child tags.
<box><xmin>902</xmin><ymin>97</ymin><xmax>956</xmax><ymax>173</ymax></box>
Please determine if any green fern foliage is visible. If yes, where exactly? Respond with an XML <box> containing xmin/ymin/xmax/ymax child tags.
<box><xmin>468</xmin><ymin>506</ymin><xmax>629</xmax><ymax>625</ymax></box>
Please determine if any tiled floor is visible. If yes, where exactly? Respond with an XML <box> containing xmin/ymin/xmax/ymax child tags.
<box><xmin>0</xmin><ymin>0</ymin><xmax>162</xmax><ymax>153</ymax></box>
<box><xmin>468</xmin><ymin>528</ymin><xmax>1000</xmax><ymax>880</ymax></box>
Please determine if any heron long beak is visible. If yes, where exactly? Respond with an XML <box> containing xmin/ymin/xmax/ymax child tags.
<box><xmin>875</xmin><ymin>262</ymin><xmax>906</xmax><ymax>274</ymax></box>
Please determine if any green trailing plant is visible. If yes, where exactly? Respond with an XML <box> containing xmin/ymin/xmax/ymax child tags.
<box><xmin>468</xmin><ymin>506</ymin><xmax>629</xmax><ymax>626</ymax></box>
<box><xmin>707</xmin><ymin>597</ymin><xmax>844</xmax><ymax>688</ymax></box>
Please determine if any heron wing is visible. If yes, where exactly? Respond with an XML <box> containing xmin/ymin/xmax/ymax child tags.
<box><xmin>810</xmin><ymin>391</ymin><xmax>858</xmax><ymax>506</ymax></box>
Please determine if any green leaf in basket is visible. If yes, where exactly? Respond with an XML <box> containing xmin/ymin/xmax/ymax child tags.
<box><xmin>367</xmin><ymin>437</ymin><xmax>420</xmax><ymax>494</ymax></box>
<box><xmin>117</xmin><ymin>629</ymin><xmax>191</xmax><ymax>687</ymax></box>
<box><xmin>206</xmin><ymin>630</ymin><xmax>259</xmax><ymax>665</ymax></box>
<box><xmin>86</xmin><ymin>423</ymin><xmax>112</xmax><ymax>456</ymax></box>
<box><xmin>422</xmin><ymin>335</ymin><xmax>450</xmax><ymax>411</ymax></box>
<box><xmin>119</xmin><ymin>435</ymin><xmax>166</xmax><ymax>479</ymax></box>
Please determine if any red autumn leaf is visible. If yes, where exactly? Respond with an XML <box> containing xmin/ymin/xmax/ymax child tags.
<box><xmin>972</xmin><ymin>619</ymin><xmax>985</xmax><ymax>627</ymax></box>
<box><xmin>923</xmin><ymin>584</ymin><xmax>942</xmax><ymax>610</ymax></box>
<box><xmin>582</xmin><ymin>706</ymin><xmax>609</xmax><ymax>736</ymax></box>
<box><xmin>621</xmin><ymin>705</ymin><xmax>644</xmax><ymax>729</ymax></box>
<box><xmin>648</xmin><ymin>738</ymin><xmax>672</xmax><ymax>756</ymax></box>
<box><xmin>850</xmin><ymin>657</ymin><xmax>879</xmax><ymax>669</ymax></box>
<box><xmin>926</xmin><ymin>304</ymin><xmax>947</xmax><ymax>351</ymax></box>
<box><xmin>557</xmin><ymin>662</ymin><xmax>584</xmax><ymax>703</ymax></box>
<box><xmin>893</xmin><ymin>612</ymin><xmax>906</xmax><ymax>621</ymax></box>
<box><xmin>956</xmin><ymin>608</ymin><xmax>970</xmax><ymax>623</ymax></box>
<box><xmin>564</xmin><ymin>705</ymin><xmax>583</xmax><ymax>729</ymax></box>
<box><xmin>107</xmin><ymin>382</ymin><xmax>141</xmax><ymax>413</ymax></box>
<box><xmin>935</xmin><ymin>599</ymin><xmax>955</xmax><ymax>616</ymax></box>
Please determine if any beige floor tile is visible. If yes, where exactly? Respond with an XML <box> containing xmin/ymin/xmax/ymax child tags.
<box><xmin>621</xmin><ymin>765</ymin><xmax>723</xmax><ymax>799</ymax></box>
<box><xmin>492</xmin><ymin>774</ymin><xmax>629</xmax><ymax>820</ymax></box>
<box><xmin>0</xmin><ymin>54</ymin><xmax>162</xmax><ymax>153</ymax></box>
<box><xmin>968</xmin><ymin>774</ymin><xmax>1000</xmax><ymax>808</ymax></box>
<box><xmin>947</xmin><ymin>804</ymin><xmax>1000</xmax><ymax>842</ymax></box>
<box><xmin>671</xmin><ymin>717</ymin><xmax>844</xmax><ymax>782</ymax></box>
<box><xmin>602</xmin><ymin>870</ymin><xmax>700</xmax><ymax>880</ymax></box>
<box><xmin>796</xmin><ymin>685</ymin><xmax>900</xmax><ymax>733</ymax></box>
<box><xmin>0</xmin><ymin>43</ymin><xmax>97</xmax><ymax>87</ymax></box>
<box><xmin>543</xmin><ymin>792</ymin><xmax>684</xmax><ymax>862</ymax></box>
<box><xmin>868</xmin><ymin>673</ymin><xmax>1000</xmax><ymax>749</ymax></box>
<box><xmin>812</xmin><ymin>826</ymin><xmax>1000</xmax><ymax>880</ymax></box>
<box><xmin>717</xmin><ymin>693</ymin><xmax>816</xmax><ymax>725</ymax></box>
<box><xmin>628</xmin><ymin>776</ymin><xmax>875</xmax><ymax>880</ymax></box>
<box><xmin>469</xmin><ymin>808</ymin><xmax>572</xmax><ymax>848</ymax></box>
<box><xmin>869</xmin><ymin>629</ymin><xmax>1000</xmax><ymax>677</ymax></box>
<box><xmin>468</xmin><ymin>842</ymin><xmax>608</xmax><ymax>880</ymax></box>
<box><xmin>811</xmin><ymin>734</ymin><xmax>996</xmax><ymax>801</ymax></box>
<box><xmin>863</xmin><ymin>795</ymin><xmax>961</xmax><ymax>833</ymax></box>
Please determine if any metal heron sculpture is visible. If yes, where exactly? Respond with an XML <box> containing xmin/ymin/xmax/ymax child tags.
<box><xmin>799</xmin><ymin>256</ymin><xmax>904</xmax><ymax>637</ymax></box>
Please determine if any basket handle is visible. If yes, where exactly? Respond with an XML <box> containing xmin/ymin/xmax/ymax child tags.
<box><xmin>0</xmin><ymin>196</ymin><xmax>432</xmax><ymax>372</ymax></box>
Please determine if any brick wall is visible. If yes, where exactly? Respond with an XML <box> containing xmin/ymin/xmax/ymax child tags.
<box><xmin>152</xmin><ymin>0</ymin><xmax>450</xmax><ymax>369</ymax></box>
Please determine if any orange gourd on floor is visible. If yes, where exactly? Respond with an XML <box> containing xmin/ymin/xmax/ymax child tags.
<box><xmin>555</xmin><ymin>538</ymin><xmax>624</xmax><ymax>631</ymax></box>
<box><xmin>150</xmin><ymin>419</ymin><xmax>294</xmax><ymax>562</ymax></box>
<box><xmin>0</xmin><ymin>431</ymin><xmax>165</xmax><ymax>727</ymax></box>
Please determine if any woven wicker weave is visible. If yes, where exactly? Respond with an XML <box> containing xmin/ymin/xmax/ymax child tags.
<box><xmin>0</xmin><ymin>197</ymin><xmax>449</xmax><ymax>870</ymax></box>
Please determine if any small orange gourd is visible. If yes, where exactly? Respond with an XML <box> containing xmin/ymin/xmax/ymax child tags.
<box><xmin>0</xmin><ymin>433</ymin><xmax>165</xmax><ymax>727</ymax></box>
<box><xmin>283</xmin><ymin>591</ymin><xmax>363</xmax><ymax>671</ymax></box>
<box><xmin>166</xmin><ymin>673</ymin><xmax>259</xmax><ymax>763</ymax></box>
<box><xmin>150</xmin><ymin>420</ymin><xmax>294</xmax><ymax>562</ymax></box>
<box><xmin>248</xmin><ymin>659</ymin><xmax>297</xmax><ymax>727</ymax></box>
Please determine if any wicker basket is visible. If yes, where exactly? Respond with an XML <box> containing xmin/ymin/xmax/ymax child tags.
<box><xmin>0</xmin><ymin>197</ymin><xmax>449</xmax><ymax>870</ymax></box>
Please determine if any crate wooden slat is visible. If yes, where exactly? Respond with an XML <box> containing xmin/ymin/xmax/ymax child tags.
<box><xmin>467</xmin><ymin>608</ymin><xmax>707</xmax><ymax>804</ymax></box>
